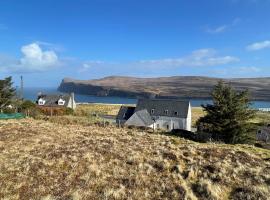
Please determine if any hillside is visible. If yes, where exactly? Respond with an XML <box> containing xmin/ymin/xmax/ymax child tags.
<box><xmin>58</xmin><ymin>76</ymin><xmax>270</xmax><ymax>100</ymax></box>
<box><xmin>0</xmin><ymin>119</ymin><xmax>269</xmax><ymax>199</ymax></box>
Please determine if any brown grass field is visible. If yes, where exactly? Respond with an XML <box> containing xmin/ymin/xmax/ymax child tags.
<box><xmin>0</xmin><ymin>118</ymin><xmax>270</xmax><ymax>200</ymax></box>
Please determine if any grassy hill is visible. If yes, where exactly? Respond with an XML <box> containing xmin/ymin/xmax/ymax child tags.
<box><xmin>0</xmin><ymin>118</ymin><xmax>269</xmax><ymax>199</ymax></box>
<box><xmin>58</xmin><ymin>76</ymin><xmax>270</xmax><ymax>100</ymax></box>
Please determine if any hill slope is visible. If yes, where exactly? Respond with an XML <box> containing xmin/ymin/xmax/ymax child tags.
<box><xmin>58</xmin><ymin>76</ymin><xmax>270</xmax><ymax>100</ymax></box>
<box><xmin>0</xmin><ymin>119</ymin><xmax>269</xmax><ymax>199</ymax></box>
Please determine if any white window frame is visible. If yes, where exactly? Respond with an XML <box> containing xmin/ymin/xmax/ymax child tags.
<box><xmin>174</xmin><ymin>111</ymin><xmax>178</xmax><ymax>116</ymax></box>
<box><xmin>164</xmin><ymin>110</ymin><xmax>169</xmax><ymax>115</ymax></box>
<box><xmin>151</xmin><ymin>109</ymin><xmax>155</xmax><ymax>114</ymax></box>
<box><xmin>58</xmin><ymin>98</ymin><xmax>65</xmax><ymax>106</ymax></box>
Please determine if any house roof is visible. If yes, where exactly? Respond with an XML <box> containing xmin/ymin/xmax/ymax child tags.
<box><xmin>134</xmin><ymin>109</ymin><xmax>153</xmax><ymax>126</ymax></box>
<box><xmin>116</xmin><ymin>106</ymin><xmax>135</xmax><ymax>121</ymax></box>
<box><xmin>135</xmin><ymin>98</ymin><xmax>190</xmax><ymax>118</ymax></box>
<box><xmin>37</xmin><ymin>94</ymin><xmax>71</xmax><ymax>107</ymax></box>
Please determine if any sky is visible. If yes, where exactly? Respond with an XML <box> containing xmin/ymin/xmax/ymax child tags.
<box><xmin>0</xmin><ymin>0</ymin><xmax>270</xmax><ymax>87</ymax></box>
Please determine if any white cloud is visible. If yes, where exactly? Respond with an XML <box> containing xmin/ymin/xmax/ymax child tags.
<box><xmin>211</xmin><ymin>66</ymin><xmax>261</xmax><ymax>77</ymax></box>
<box><xmin>206</xmin><ymin>25</ymin><xmax>228</xmax><ymax>34</ymax></box>
<box><xmin>205</xmin><ymin>18</ymin><xmax>241</xmax><ymax>34</ymax></box>
<box><xmin>0</xmin><ymin>42</ymin><xmax>60</xmax><ymax>73</ymax></box>
<box><xmin>138</xmin><ymin>49</ymin><xmax>239</xmax><ymax>67</ymax></box>
<box><xmin>78</xmin><ymin>61</ymin><xmax>106</xmax><ymax>73</ymax></box>
<box><xmin>20</xmin><ymin>43</ymin><xmax>58</xmax><ymax>69</ymax></box>
<box><xmin>78</xmin><ymin>48</ymin><xmax>239</xmax><ymax>75</ymax></box>
<box><xmin>246</xmin><ymin>40</ymin><xmax>270</xmax><ymax>51</ymax></box>
<box><xmin>35</xmin><ymin>41</ymin><xmax>65</xmax><ymax>52</ymax></box>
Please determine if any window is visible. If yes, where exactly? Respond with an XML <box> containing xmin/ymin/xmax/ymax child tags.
<box><xmin>58</xmin><ymin>99</ymin><xmax>65</xmax><ymax>106</ymax></box>
<box><xmin>151</xmin><ymin>109</ymin><xmax>155</xmax><ymax>114</ymax></box>
<box><xmin>174</xmin><ymin>111</ymin><xmax>178</xmax><ymax>116</ymax></box>
<box><xmin>58</xmin><ymin>98</ymin><xmax>65</xmax><ymax>106</ymax></box>
<box><xmin>58</xmin><ymin>101</ymin><xmax>65</xmax><ymax>105</ymax></box>
<box><xmin>166</xmin><ymin>125</ymin><xmax>170</xmax><ymax>130</ymax></box>
<box><xmin>258</xmin><ymin>130</ymin><xmax>262</xmax><ymax>134</ymax></box>
<box><xmin>164</xmin><ymin>110</ymin><xmax>169</xmax><ymax>115</ymax></box>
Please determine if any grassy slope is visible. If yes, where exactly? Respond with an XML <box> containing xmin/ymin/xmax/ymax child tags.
<box><xmin>0</xmin><ymin>119</ymin><xmax>269</xmax><ymax>200</ymax></box>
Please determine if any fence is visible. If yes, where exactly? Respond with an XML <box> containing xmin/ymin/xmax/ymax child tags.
<box><xmin>0</xmin><ymin>113</ymin><xmax>25</xmax><ymax>120</ymax></box>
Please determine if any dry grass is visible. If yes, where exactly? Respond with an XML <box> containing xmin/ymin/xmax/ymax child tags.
<box><xmin>74</xmin><ymin>104</ymin><xmax>124</xmax><ymax>116</ymax></box>
<box><xmin>0</xmin><ymin>119</ymin><xmax>269</xmax><ymax>200</ymax></box>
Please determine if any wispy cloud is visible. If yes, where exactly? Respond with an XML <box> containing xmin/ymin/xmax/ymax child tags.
<box><xmin>246</xmin><ymin>40</ymin><xmax>270</xmax><ymax>51</ymax></box>
<box><xmin>211</xmin><ymin>66</ymin><xmax>262</xmax><ymax>77</ymax></box>
<box><xmin>138</xmin><ymin>49</ymin><xmax>239</xmax><ymax>67</ymax></box>
<box><xmin>79</xmin><ymin>49</ymin><xmax>239</xmax><ymax>74</ymax></box>
<box><xmin>205</xmin><ymin>18</ymin><xmax>241</xmax><ymax>34</ymax></box>
<box><xmin>34</xmin><ymin>41</ymin><xmax>66</xmax><ymax>52</ymax></box>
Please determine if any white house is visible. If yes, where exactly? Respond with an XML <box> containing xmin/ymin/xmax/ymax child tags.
<box><xmin>36</xmin><ymin>93</ymin><xmax>76</xmax><ymax>109</ymax></box>
<box><xmin>116</xmin><ymin>98</ymin><xmax>192</xmax><ymax>131</ymax></box>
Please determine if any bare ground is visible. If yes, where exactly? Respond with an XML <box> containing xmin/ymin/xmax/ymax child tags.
<box><xmin>0</xmin><ymin>119</ymin><xmax>270</xmax><ymax>200</ymax></box>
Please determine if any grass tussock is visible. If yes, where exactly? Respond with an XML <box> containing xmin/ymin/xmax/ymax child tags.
<box><xmin>0</xmin><ymin>119</ymin><xmax>269</xmax><ymax>199</ymax></box>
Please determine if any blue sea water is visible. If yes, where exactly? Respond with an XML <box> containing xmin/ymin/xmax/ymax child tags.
<box><xmin>23</xmin><ymin>87</ymin><xmax>270</xmax><ymax>108</ymax></box>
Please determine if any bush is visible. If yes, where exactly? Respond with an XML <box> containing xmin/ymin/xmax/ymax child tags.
<box><xmin>170</xmin><ymin>129</ymin><xmax>212</xmax><ymax>143</ymax></box>
<box><xmin>20</xmin><ymin>100</ymin><xmax>36</xmax><ymax>110</ymax></box>
<box><xmin>230</xmin><ymin>187</ymin><xmax>267</xmax><ymax>200</ymax></box>
<box><xmin>65</xmin><ymin>108</ymin><xmax>74</xmax><ymax>115</ymax></box>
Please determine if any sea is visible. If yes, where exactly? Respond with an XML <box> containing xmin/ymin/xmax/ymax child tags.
<box><xmin>23</xmin><ymin>87</ymin><xmax>270</xmax><ymax>109</ymax></box>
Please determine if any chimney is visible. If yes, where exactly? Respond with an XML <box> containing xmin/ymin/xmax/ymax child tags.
<box><xmin>20</xmin><ymin>76</ymin><xmax>24</xmax><ymax>100</ymax></box>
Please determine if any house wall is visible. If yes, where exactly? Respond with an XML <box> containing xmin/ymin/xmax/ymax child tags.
<box><xmin>153</xmin><ymin>116</ymin><xmax>188</xmax><ymax>131</ymax></box>
<box><xmin>67</xmin><ymin>96</ymin><xmax>76</xmax><ymax>110</ymax></box>
<box><xmin>186</xmin><ymin>103</ymin><xmax>192</xmax><ymax>131</ymax></box>
<box><xmin>257</xmin><ymin>129</ymin><xmax>270</xmax><ymax>143</ymax></box>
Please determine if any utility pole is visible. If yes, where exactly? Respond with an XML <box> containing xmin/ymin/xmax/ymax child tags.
<box><xmin>20</xmin><ymin>76</ymin><xmax>24</xmax><ymax>100</ymax></box>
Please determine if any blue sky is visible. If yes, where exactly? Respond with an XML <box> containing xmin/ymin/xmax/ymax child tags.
<box><xmin>1</xmin><ymin>0</ymin><xmax>270</xmax><ymax>87</ymax></box>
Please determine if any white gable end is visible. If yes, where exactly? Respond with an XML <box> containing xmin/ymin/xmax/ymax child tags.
<box><xmin>58</xmin><ymin>98</ymin><xmax>65</xmax><ymax>106</ymax></box>
<box><xmin>38</xmin><ymin>98</ymin><xmax>46</xmax><ymax>105</ymax></box>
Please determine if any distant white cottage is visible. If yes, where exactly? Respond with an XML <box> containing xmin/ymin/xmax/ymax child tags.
<box><xmin>116</xmin><ymin>99</ymin><xmax>191</xmax><ymax>131</ymax></box>
<box><xmin>36</xmin><ymin>93</ymin><xmax>76</xmax><ymax>110</ymax></box>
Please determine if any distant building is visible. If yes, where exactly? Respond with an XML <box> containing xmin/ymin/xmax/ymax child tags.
<box><xmin>257</xmin><ymin>125</ymin><xmax>270</xmax><ymax>143</ymax></box>
<box><xmin>36</xmin><ymin>93</ymin><xmax>76</xmax><ymax>110</ymax></box>
<box><xmin>116</xmin><ymin>99</ymin><xmax>191</xmax><ymax>131</ymax></box>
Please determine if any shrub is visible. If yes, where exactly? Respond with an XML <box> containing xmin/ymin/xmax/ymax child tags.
<box><xmin>65</xmin><ymin>107</ymin><xmax>74</xmax><ymax>115</ymax></box>
<box><xmin>230</xmin><ymin>187</ymin><xmax>267</xmax><ymax>200</ymax></box>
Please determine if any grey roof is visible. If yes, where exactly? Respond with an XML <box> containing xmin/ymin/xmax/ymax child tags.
<box><xmin>37</xmin><ymin>94</ymin><xmax>71</xmax><ymax>107</ymax></box>
<box><xmin>135</xmin><ymin>98</ymin><xmax>190</xmax><ymax>118</ymax></box>
<box><xmin>134</xmin><ymin>109</ymin><xmax>153</xmax><ymax>126</ymax></box>
<box><xmin>116</xmin><ymin>106</ymin><xmax>135</xmax><ymax>121</ymax></box>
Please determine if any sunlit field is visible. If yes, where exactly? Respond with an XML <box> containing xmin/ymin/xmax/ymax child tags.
<box><xmin>0</xmin><ymin>118</ymin><xmax>269</xmax><ymax>199</ymax></box>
